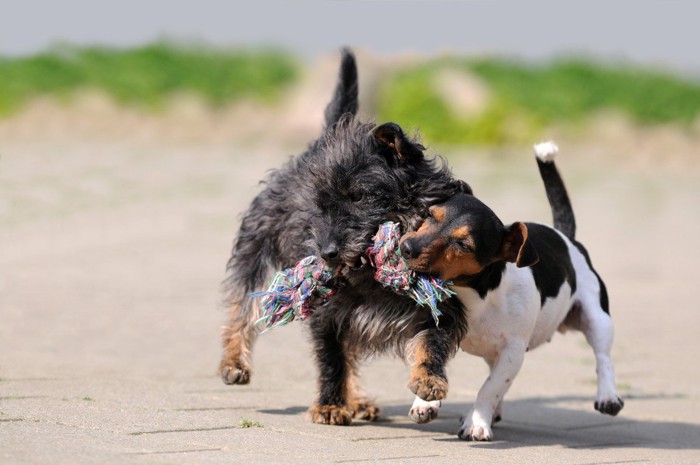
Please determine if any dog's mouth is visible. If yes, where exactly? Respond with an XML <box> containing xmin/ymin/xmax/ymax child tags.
<box><xmin>406</xmin><ymin>262</ymin><xmax>429</xmax><ymax>274</ymax></box>
<box><xmin>345</xmin><ymin>255</ymin><xmax>368</xmax><ymax>272</ymax></box>
<box><xmin>333</xmin><ymin>255</ymin><xmax>368</xmax><ymax>277</ymax></box>
<box><xmin>403</xmin><ymin>256</ymin><xmax>435</xmax><ymax>276</ymax></box>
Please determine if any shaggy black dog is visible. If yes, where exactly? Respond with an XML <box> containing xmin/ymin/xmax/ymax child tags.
<box><xmin>219</xmin><ymin>49</ymin><xmax>469</xmax><ymax>425</ymax></box>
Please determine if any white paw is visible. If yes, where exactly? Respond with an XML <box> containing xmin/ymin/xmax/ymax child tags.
<box><xmin>458</xmin><ymin>412</ymin><xmax>493</xmax><ymax>441</ymax></box>
<box><xmin>458</xmin><ymin>421</ymin><xmax>493</xmax><ymax>441</ymax></box>
<box><xmin>409</xmin><ymin>398</ymin><xmax>441</xmax><ymax>424</ymax></box>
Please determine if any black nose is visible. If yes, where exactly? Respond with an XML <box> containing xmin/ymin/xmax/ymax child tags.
<box><xmin>400</xmin><ymin>240</ymin><xmax>415</xmax><ymax>259</ymax></box>
<box><xmin>320</xmin><ymin>243</ymin><xmax>339</xmax><ymax>262</ymax></box>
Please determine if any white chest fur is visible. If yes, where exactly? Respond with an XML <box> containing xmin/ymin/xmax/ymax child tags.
<box><xmin>454</xmin><ymin>263</ymin><xmax>575</xmax><ymax>361</ymax></box>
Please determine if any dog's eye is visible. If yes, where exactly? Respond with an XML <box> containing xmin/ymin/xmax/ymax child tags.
<box><xmin>348</xmin><ymin>191</ymin><xmax>364</xmax><ymax>202</ymax></box>
<box><xmin>456</xmin><ymin>240</ymin><xmax>474</xmax><ymax>254</ymax></box>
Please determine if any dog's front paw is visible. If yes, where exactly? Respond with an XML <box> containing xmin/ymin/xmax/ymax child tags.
<box><xmin>459</xmin><ymin>422</ymin><xmax>493</xmax><ymax>441</ymax></box>
<box><xmin>308</xmin><ymin>404</ymin><xmax>353</xmax><ymax>425</ymax></box>
<box><xmin>594</xmin><ymin>396</ymin><xmax>624</xmax><ymax>416</ymax></box>
<box><xmin>458</xmin><ymin>409</ymin><xmax>494</xmax><ymax>441</ymax></box>
<box><xmin>350</xmin><ymin>398</ymin><xmax>381</xmax><ymax>421</ymax></box>
<box><xmin>408</xmin><ymin>373</ymin><xmax>448</xmax><ymax>402</ymax></box>
<box><xmin>409</xmin><ymin>398</ymin><xmax>441</xmax><ymax>424</ymax></box>
<box><xmin>219</xmin><ymin>360</ymin><xmax>251</xmax><ymax>385</ymax></box>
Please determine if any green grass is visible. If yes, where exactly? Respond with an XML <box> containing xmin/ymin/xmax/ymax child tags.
<box><xmin>0</xmin><ymin>42</ymin><xmax>299</xmax><ymax>116</ymax></box>
<box><xmin>239</xmin><ymin>418</ymin><xmax>263</xmax><ymax>428</ymax></box>
<box><xmin>3</xmin><ymin>45</ymin><xmax>699</xmax><ymax>146</ymax></box>
<box><xmin>376</xmin><ymin>57</ymin><xmax>700</xmax><ymax>145</ymax></box>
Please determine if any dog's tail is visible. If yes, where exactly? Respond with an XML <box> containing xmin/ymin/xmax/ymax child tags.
<box><xmin>534</xmin><ymin>141</ymin><xmax>576</xmax><ymax>240</ymax></box>
<box><xmin>324</xmin><ymin>48</ymin><xmax>359</xmax><ymax>127</ymax></box>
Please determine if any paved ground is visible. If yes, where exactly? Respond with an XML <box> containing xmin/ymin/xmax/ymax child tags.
<box><xmin>1</xmin><ymin>114</ymin><xmax>699</xmax><ymax>464</ymax></box>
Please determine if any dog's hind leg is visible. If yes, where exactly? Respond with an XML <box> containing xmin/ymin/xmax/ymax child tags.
<box><xmin>575</xmin><ymin>300</ymin><xmax>624</xmax><ymax>416</ymax></box>
<box><xmin>219</xmin><ymin>298</ymin><xmax>258</xmax><ymax>385</ymax></box>
<box><xmin>219</xmin><ymin>197</ymin><xmax>280</xmax><ymax>385</ymax></box>
<box><xmin>219</xmin><ymin>271</ymin><xmax>265</xmax><ymax>385</ymax></box>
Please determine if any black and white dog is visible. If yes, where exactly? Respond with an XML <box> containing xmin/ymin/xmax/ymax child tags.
<box><xmin>400</xmin><ymin>142</ymin><xmax>624</xmax><ymax>440</ymax></box>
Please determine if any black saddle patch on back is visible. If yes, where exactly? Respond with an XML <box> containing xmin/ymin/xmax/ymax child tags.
<box><xmin>525</xmin><ymin>223</ymin><xmax>577</xmax><ymax>306</ymax></box>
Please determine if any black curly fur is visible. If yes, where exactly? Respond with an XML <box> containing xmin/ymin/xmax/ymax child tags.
<box><xmin>220</xmin><ymin>49</ymin><xmax>469</xmax><ymax>419</ymax></box>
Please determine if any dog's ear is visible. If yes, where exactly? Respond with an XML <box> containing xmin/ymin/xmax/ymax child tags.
<box><xmin>455</xmin><ymin>179</ymin><xmax>473</xmax><ymax>195</ymax></box>
<box><xmin>500</xmin><ymin>222</ymin><xmax>539</xmax><ymax>267</ymax></box>
<box><xmin>324</xmin><ymin>48</ymin><xmax>359</xmax><ymax>127</ymax></box>
<box><xmin>373</xmin><ymin>122</ymin><xmax>424</xmax><ymax>163</ymax></box>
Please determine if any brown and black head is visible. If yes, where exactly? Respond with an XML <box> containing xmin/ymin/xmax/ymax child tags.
<box><xmin>399</xmin><ymin>192</ymin><xmax>539</xmax><ymax>282</ymax></box>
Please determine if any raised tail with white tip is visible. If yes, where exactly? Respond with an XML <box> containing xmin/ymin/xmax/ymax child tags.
<box><xmin>534</xmin><ymin>141</ymin><xmax>576</xmax><ymax>240</ymax></box>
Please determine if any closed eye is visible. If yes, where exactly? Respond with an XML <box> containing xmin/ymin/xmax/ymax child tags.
<box><xmin>455</xmin><ymin>240</ymin><xmax>474</xmax><ymax>254</ymax></box>
<box><xmin>348</xmin><ymin>191</ymin><xmax>364</xmax><ymax>202</ymax></box>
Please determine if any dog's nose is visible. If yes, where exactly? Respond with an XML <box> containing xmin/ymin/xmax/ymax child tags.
<box><xmin>400</xmin><ymin>240</ymin><xmax>415</xmax><ymax>259</ymax></box>
<box><xmin>320</xmin><ymin>243</ymin><xmax>339</xmax><ymax>262</ymax></box>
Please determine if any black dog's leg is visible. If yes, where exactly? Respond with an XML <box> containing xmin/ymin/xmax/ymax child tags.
<box><xmin>344</xmin><ymin>343</ymin><xmax>381</xmax><ymax>421</ymax></box>
<box><xmin>219</xmin><ymin>297</ymin><xmax>258</xmax><ymax>385</ymax></box>
<box><xmin>308</xmin><ymin>314</ymin><xmax>355</xmax><ymax>425</ymax></box>
<box><xmin>219</xmin><ymin>194</ymin><xmax>280</xmax><ymax>385</ymax></box>
<box><xmin>407</xmin><ymin>326</ymin><xmax>454</xmax><ymax>402</ymax></box>
<box><xmin>407</xmin><ymin>298</ymin><xmax>466</xmax><ymax>424</ymax></box>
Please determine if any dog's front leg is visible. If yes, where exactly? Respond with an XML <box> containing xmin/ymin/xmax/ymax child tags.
<box><xmin>406</xmin><ymin>328</ymin><xmax>451</xmax><ymax>407</ymax></box>
<box><xmin>307</xmin><ymin>314</ymin><xmax>355</xmax><ymax>425</ymax></box>
<box><xmin>458</xmin><ymin>341</ymin><xmax>526</xmax><ymax>441</ymax></box>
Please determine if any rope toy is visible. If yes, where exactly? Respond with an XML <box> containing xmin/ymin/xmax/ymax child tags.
<box><xmin>366</xmin><ymin>222</ymin><xmax>455</xmax><ymax>325</ymax></box>
<box><xmin>253</xmin><ymin>256</ymin><xmax>337</xmax><ymax>329</ymax></box>
<box><xmin>256</xmin><ymin>222</ymin><xmax>455</xmax><ymax>330</ymax></box>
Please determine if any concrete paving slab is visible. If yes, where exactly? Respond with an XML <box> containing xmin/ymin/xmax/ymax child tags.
<box><xmin>1</xmin><ymin>136</ymin><xmax>699</xmax><ymax>464</ymax></box>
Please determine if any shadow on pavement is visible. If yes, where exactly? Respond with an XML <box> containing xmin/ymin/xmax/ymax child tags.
<box><xmin>259</xmin><ymin>394</ymin><xmax>700</xmax><ymax>451</ymax></box>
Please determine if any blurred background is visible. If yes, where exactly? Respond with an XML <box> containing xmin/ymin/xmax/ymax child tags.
<box><xmin>1</xmin><ymin>0</ymin><xmax>699</xmax><ymax>424</ymax></box>
<box><xmin>2</xmin><ymin>1</ymin><xmax>700</xmax><ymax>151</ymax></box>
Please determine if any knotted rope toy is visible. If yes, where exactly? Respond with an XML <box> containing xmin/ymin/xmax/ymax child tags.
<box><xmin>253</xmin><ymin>256</ymin><xmax>337</xmax><ymax>329</ymax></box>
<box><xmin>366</xmin><ymin>222</ymin><xmax>455</xmax><ymax>325</ymax></box>
<box><xmin>255</xmin><ymin>222</ymin><xmax>455</xmax><ymax>330</ymax></box>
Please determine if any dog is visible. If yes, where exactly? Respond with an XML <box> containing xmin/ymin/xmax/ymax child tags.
<box><xmin>219</xmin><ymin>49</ymin><xmax>469</xmax><ymax>425</ymax></box>
<box><xmin>400</xmin><ymin>142</ymin><xmax>624</xmax><ymax>440</ymax></box>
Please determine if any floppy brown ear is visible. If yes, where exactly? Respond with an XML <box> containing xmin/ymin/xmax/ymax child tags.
<box><xmin>373</xmin><ymin>122</ymin><xmax>424</xmax><ymax>163</ymax></box>
<box><xmin>501</xmin><ymin>222</ymin><xmax>539</xmax><ymax>268</ymax></box>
